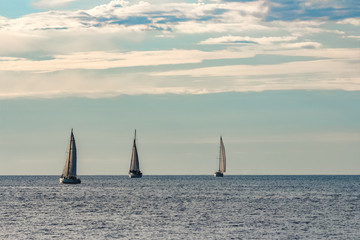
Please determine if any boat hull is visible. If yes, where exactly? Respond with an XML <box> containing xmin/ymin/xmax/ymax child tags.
<box><xmin>129</xmin><ymin>172</ymin><xmax>142</xmax><ymax>178</ymax></box>
<box><xmin>214</xmin><ymin>171</ymin><xmax>224</xmax><ymax>177</ymax></box>
<box><xmin>60</xmin><ymin>177</ymin><xmax>81</xmax><ymax>184</ymax></box>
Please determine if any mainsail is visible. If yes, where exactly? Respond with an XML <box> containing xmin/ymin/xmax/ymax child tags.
<box><xmin>62</xmin><ymin>129</ymin><xmax>77</xmax><ymax>178</ymax></box>
<box><xmin>219</xmin><ymin>136</ymin><xmax>226</xmax><ymax>173</ymax></box>
<box><xmin>130</xmin><ymin>130</ymin><xmax>140</xmax><ymax>172</ymax></box>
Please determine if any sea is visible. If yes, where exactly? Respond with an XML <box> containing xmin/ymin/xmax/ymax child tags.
<box><xmin>0</xmin><ymin>175</ymin><xmax>359</xmax><ymax>239</ymax></box>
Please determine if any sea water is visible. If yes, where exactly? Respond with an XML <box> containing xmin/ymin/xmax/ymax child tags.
<box><xmin>0</xmin><ymin>175</ymin><xmax>359</xmax><ymax>239</ymax></box>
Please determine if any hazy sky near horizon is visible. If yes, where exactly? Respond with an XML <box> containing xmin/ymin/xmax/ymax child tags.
<box><xmin>0</xmin><ymin>0</ymin><xmax>359</xmax><ymax>175</ymax></box>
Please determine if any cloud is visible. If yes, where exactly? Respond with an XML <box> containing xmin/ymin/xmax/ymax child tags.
<box><xmin>0</xmin><ymin>49</ymin><xmax>256</xmax><ymax>72</ymax></box>
<box><xmin>337</xmin><ymin>18</ymin><xmax>360</xmax><ymax>26</ymax></box>
<box><xmin>32</xmin><ymin>0</ymin><xmax>80</xmax><ymax>9</ymax></box>
<box><xmin>271</xmin><ymin>48</ymin><xmax>359</xmax><ymax>59</ymax></box>
<box><xmin>282</xmin><ymin>41</ymin><xmax>321</xmax><ymax>49</ymax></box>
<box><xmin>0</xmin><ymin>0</ymin><xmax>359</xmax><ymax>98</ymax></box>
<box><xmin>152</xmin><ymin>59</ymin><xmax>357</xmax><ymax>77</ymax></box>
<box><xmin>150</xmin><ymin>59</ymin><xmax>360</xmax><ymax>92</ymax></box>
<box><xmin>0</xmin><ymin>46</ymin><xmax>358</xmax><ymax>99</ymax></box>
<box><xmin>1</xmin><ymin>0</ymin><xmax>269</xmax><ymax>34</ymax></box>
<box><xmin>267</xmin><ymin>0</ymin><xmax>360</xmax><ymax>21</ymax></box>
<box><xmin>199</xmin><ymin>35</ymin><xmax>322</xmax><ymax>49</ymax></box>
<box><xmin>199</xmin><ymin>35</ymin><xmax>298</xmax><ymax>45</ymax></box>
<box><xmin>1</xmin><ymin>56</ymin><xmax>358</xmax><ymax>99</ymax></box>
<box><xmin>1</xmin><ymin>1</ymin><xmax>357</xmax><ymax>35</ymax></box>
<box><xmin>346</xmin><ymin>35</ymin><xmax>360</xmax><ymax>39</ymax></box>
<box><xmin>0</xmin><ymin>69</ymin><xmax>218</xmax><ymax>99</ymax></box>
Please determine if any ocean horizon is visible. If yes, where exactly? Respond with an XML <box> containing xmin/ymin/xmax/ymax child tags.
<box><xmin>1</xmin><ymin>174</ymin><xmax>359</xmax><ymax>176</ymax></box>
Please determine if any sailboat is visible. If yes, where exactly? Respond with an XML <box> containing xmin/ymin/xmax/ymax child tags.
<box><xmin>129</xmin><ymin>130</ymin><xmax>143</xmax><ymax>178</ymax></box>
<box><xmin>60</xmin><ymin>129</ymin><xmax>81</xmax><ymax>184</ymax></box>
<box><xmin>214</xmin><ymin>136</ymin><xmax>226</xmax><ymax>177</ymax></box>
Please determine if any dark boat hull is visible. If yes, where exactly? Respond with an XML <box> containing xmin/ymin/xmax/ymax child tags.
<box><xmin>214</xmin><ymin>171</ymin><xmax>224</xmax><ymax>177</ymax></box>
<box><xmin>129</xmin><ymin>171</ymin><xmax>142</xmax><ymax>178</ymax></box>
<box><xmin>129</xmin><ymin>173</ymin><xmax>142</xmax><ymax>178</ymax></box>
<box><xmin>60</xmin><ymin>177</ymin><xmax>81</xmax><ymax>184</ymax></box>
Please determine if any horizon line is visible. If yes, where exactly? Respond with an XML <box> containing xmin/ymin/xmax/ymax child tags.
<box><xmin>1</xmin><ymin>174</ymin><xmax>359</xmax><ymax>176</ymax></box>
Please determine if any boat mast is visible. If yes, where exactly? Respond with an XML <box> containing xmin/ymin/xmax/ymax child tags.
<box><xmin>218</xmin><ymin>136</ymin><xmax>222</xmax><ymax>172</ymax></box>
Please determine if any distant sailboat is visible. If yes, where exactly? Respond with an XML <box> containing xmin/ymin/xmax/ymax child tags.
<box><xmin>60</xmin><ymin>129</ymin><xmax>81</xmax><ymax>184</ymax></box>
<box><xmin>214</xmin><ymin>136</ymin><xmax>226</xmax><ymax>177</ymax></box>
<box><xmin>129</xmin><ymin>130</ymin><xmax>143</xmax><ymax>178</ymax></box>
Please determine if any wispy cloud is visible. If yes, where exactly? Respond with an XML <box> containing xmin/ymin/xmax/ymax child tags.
<box><xmin>347</xmin><ymin>35</ymin><xmax>360</xmax><ymax>39</ymax></box>
<box><xmin>32</xmin><ymin>0</ymin><xmax>80</xmax><ymax>9</ymax></box>
<box><xmin>1</xmin><ymin>0</ymin><xmax>270</xmax><ymax>34</ymax></box>
<box><xmin>267</xmin><ymin>0</ymin><xmax>360</xmax><ymax>21</ymax></box>
<box><xmin>199</xmin><ymin>35</ymin><xmax>298</xmax><ymax>45</ymax></box>
<box><xmin>0</xmin><ymin>49</ymin><xmax>255</xmax><ymax>72</ymax></box>
<box><xmin>151</xmin><ymin>59</ymin><xmax>360</xmax><ymax>91</ymax></box>
<box><xmin>0</xmin><ymin>0</ymin><xmax>359</xmax><ymax>98</ymax></box>
<box><xmin>152</xmin><ymin>58</ymin><xmax>358</xmax><ymax>78</ymax></box>
<box><xmin>337</xmin><ymin>18</ymin><xmax>360</xmax><ymax>26</ymax></box>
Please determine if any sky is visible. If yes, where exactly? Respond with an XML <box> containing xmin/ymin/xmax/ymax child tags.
<box><xmin>0</xmin><ymin>0</ymin><xmax>359</xmax><ymax>175</ymax></box>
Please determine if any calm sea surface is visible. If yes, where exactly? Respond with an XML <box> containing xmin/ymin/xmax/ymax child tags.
<box><xmin>0</xmin><ymin>175</ymin><xmax>359</xmax><ymax>239</ymax></box>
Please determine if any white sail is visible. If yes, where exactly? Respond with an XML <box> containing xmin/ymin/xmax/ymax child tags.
<box><xmin>130</xmin><ymin>130</ymin><xmax>140</xmax><ymax>172</ymax></box>
<box><xmin>62</xmin><ymin>129</ymin><xmax>77</xmax><ymax>177</ymax></box>
<box><xmin>219</xmin><ymin>136</ymin><xmax>226</xmax><ymax>173</ymax></box>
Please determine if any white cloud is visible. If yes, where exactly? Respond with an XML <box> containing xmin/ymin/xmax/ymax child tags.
<box><xmin>1</xmin><ymin>0</ymin><xmax>269</xmax><ymax>34</ymax></box>
<box><xmin>151</xmin><ymin>59</ymin><xmax>360</xmax><ymax>92</ymax></box>
<box><xmin>0</xmin><ymin>49</ymin><xmax>256</xmax><ymax>72</ymax></box>
<box><xmin>281</xmin><ymin>41</ymin><xmax>321</xmax><ymax>49</ymax></box>
<box><xmin>302</xmin><ymin>0</ymin><xmax>343</xmax><ymax>9</ymax></box>
<box><xmin>152</xmin><ymin>59</ymin><xmax>357</xmax><ymax>77</ymax></box>
<box><xmin>199</xmin><ymin>35</ymin><xmax>298</xmax><ymax>45</ymax></box>
<box><xmin>173</xmin><ymin>21</ymin><xmax>271</xmax><ymax>34</ymax></box>
<box><xmin>271</xmin><ymin>48</ymin><xmax>359</xmax><ymax>59</ymax></box>
<box><xmin>346</xmin><ymin>35</ymin><xmax>360</xmax><ymax>39</ymax></box>
<box><xmin>32</xmin><ymin>0</ymin><xmax>80</xmax><ymax>8</ymax></box>
<box><xmin>1</xmin><ymin>56</ymin><xmax>358</xmax><ymax>99</ymax></box>
<box><xmin>0</xmin><ymin>46</ymin><xmax>358</xmax><ymax>99</ymax></box>
<box><xmin>337</xmin><ymin>18</ymin><xmax>360</xmax><ymax>26</ymax></box>
<box><xmin>0</xmin><ymin>0</ymin><xmax>359</xmax><ymax>98</ymax></box>
<box><xmin>0</xmin><ymin>69</ymin><xmax>218</xmax><ymax>99</ymax></box>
